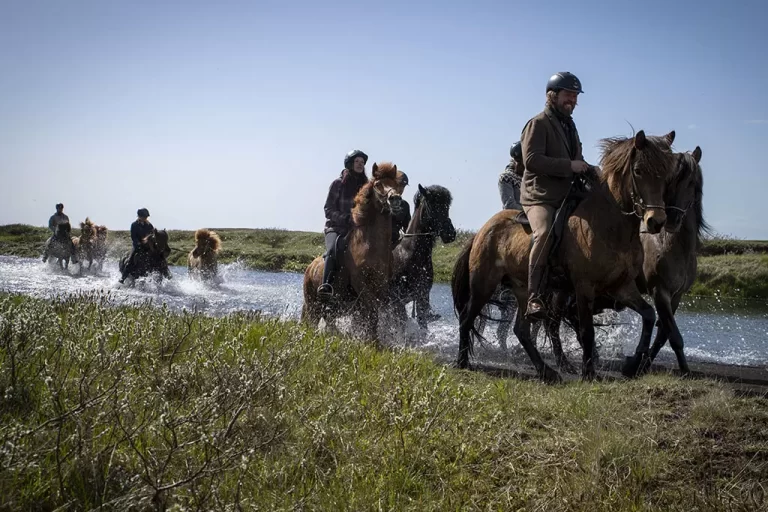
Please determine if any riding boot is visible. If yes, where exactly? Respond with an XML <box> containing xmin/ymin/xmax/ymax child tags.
<box><xmin>525</xmin><ymin>264</ymin><xmax>548</xmax><ymax>321</ymax></box>
<box><xmin>317</xmin><ymin>252</ymin><xmax>337</xmax><ymax>300</ymax></box>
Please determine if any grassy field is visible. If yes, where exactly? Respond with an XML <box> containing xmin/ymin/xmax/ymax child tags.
<box><xmin>3</xmin><ymin>224</ymin><xmax>768</xmax><ymax>299</ymax></box>
<box><xmin>0</xmin><ymin>292</ymin><xmax>766</xmax><ymax>511</ymax></box>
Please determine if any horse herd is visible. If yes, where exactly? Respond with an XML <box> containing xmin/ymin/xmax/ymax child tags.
<box><xmin>41</xmin><ymin>130</ymin><xmax>705</xmax><ymax>384</ymax></box>
<box><xmin>42</xmin><ymin>219</ymin><xmax>223</xmax><ymax>284</ymax></box>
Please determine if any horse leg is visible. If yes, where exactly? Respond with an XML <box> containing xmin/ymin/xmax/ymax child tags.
<box><xmin>574</xmin><ymin>291</ymin><xmax>598</xmax><ymax>380</ymax></box>
<box><xmin>511</xmin><ymin>300</ymin><xmax>561</xmax><ymax>383</ymax></box>
<box><xmin>617</xmin><ymin>284</ymin><xmax>658</xmax><ymax>378</ymax></box>
<box><xmin>415</xmin><ymin>290</ymin><xmax>430</xmax><ymax>331</ymax></box>
<box><xmin>649</xmin><ymin>288</ymin><xmax>689</xmax><ymax>375</ymax></box>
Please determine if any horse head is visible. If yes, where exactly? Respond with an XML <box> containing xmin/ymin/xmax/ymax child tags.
<box><xmin>599</xmin><ymin>129</ymin><xmax>676</xmax><ymax>234</ymax></box>
<box><xmin>370</xmin><ymin>162</ymin><xmax>404</xmax><ymax>216</ymax></box>
<box><xmin>415</xmin><ymin>183</ymin><xmax>456</xmax><ymax>244</ymax></box>
<box><xmin>192</xmin><ymin>229</ymin><xmax>221</xmax><ymax>258</ymax></box>
<box><xmin>664</xmin><ymin>147</ymin><xmax>703</xmax><ymax>233</ymax></box>
<box><xmin>79</xmin><ymin>218</ymin><xmax>96</xmax><ymax>242</ymax></box>
<box><xmin>55</xmin><ymin>221</ymin><xmax>72</xmax><ymax>240</ymax></box>
<box><xmin>96</xmin><ymin>225</ymin><xmax>108</xmax><ymax>242</ymax></box>
<box><xmin>142</xmin><ymin>229</ymin><xmax>171</xmax><ymax>259</ymax></box>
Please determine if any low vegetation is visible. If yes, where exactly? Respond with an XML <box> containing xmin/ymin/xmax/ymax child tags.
<box><xmin>1</xmin><ymin>292</ymin><xmax>766</xmax><ymax>510</ymax></box>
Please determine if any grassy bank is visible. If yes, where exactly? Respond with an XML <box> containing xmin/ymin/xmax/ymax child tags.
<box><xmin>1</xmin><ymin>292</ymin><xmax>766</xmax><ymax>510</ymax></box>
<box><xmin>3</xmin><ymin>224</ymin><xmax>768</xmax><ymax>299</ymax></box>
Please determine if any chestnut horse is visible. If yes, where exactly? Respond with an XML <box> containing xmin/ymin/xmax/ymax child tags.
<box><xmin>303</xmin><ymin>162</ymin><xmax>406</xmax><ymax>341</ymax></box>
<box><xmin>452</xmin><ymin>130</ymin><xmax>676</xmax><ymax>382</ymax></box>
<box><xmin>72</xmin><ymin>217</ymin><xmax>98</xmax><ymax>272</ymax></box>
<box><xmin>92</xmin><ymin>225</ymin><xmax>109</xmax><ymax>272</ymax></box>
<box><xmin>188</xmin><ymin>228</ymin><xmax>223</xmax><ymax>284</ymax></box>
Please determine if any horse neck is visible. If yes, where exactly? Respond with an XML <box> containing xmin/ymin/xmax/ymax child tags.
<box><xmin>404</xmin><ymin>203</ymin><xmax>435</xmax><ymax>255</ymax></box>
<box><xmin>588</xmin><ymin>176</ymin><xmax>643</xmax><ymax>239</ymax></box>
<box><xmin>351</xmin><ymin>193</ymin><xmax>392</xmax><ymax>251</ymax></box>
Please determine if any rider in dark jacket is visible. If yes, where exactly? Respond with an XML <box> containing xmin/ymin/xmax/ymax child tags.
<box><xmin>318</xmin><ymin>150</ymin><xmax>370</xmax><ymax>299</ymax></box>
<box><xmin>42</xmin><ymin>203</ymin><xmax>78</xmax><ymax>263</ymax></box>
<box><xmin>499</xmin><ymin>142</ymin><xmax>525</xmax><ymax>210</ymax></box>
<box><xmin>119</xmin><ymin>208</ymin><xmax>154</xmax><ymax>283</ymax></box>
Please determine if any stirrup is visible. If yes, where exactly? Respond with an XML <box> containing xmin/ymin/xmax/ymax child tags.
<box><xmin>317</xmin><ymin>283</ymin><xmax>334</xmax><ymax>298</ymax></box>
<box><xmin>525</xmin><ymin>297</ymin><xmax>547</xmax><ymax>321</ymax></box>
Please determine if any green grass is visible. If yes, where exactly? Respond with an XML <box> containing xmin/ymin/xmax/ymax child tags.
<box><xmin>3</xmin><ymin>224</ymin><xmax>768</xmax><ymax>298</ymax></box>
<box><xmin>0</xmin><ymin>292</ymin><xmax>766</xmax><ymax>510</ymax></box>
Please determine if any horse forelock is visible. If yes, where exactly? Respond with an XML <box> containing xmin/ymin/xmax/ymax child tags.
<box><xmin>372</xmin><ymin>161</ymin><xmax>398</xmax><ymax>180</ymax></box>
<box><xmin>598</xmin><ymin>135</ymin><xmax>671</xmax><ymax>181</ymax></box>
<box><xmin>195</xmin><ymin>228</ymin><xmax>221</xmax><ymax>253</ymax></box>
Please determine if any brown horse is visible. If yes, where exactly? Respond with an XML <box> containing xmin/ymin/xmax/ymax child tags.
<box><xmin>539</xmin><ymin>146</ymin><xmax>707</xmax><ymax>377</ymax></box>
<box><xmin>72</xmin><ymin>217</ymin><xmax>98</xmax><ymax>272</ymax></box>
<box><xmin>452</xmin><ymin>130</ymin><xmax>676</xmax><ymax>382</ymax></box>
<box><xmin>92</xmin><ymin>225</ymin><xmax>109</xmax><ymax>271</ymax></box>
<box><xmin>303</xmin><ymin>162</ymin><xmax>406</xmax><ymax>341</ymax></box>
<box><xmin>639</xmin><ymin>147</ymin><xmax>706</xmax><ymax>374</ymax></box>
<box><xmin>188</xmin><ymin>228</ymin><xmax>223</xmax><ymax>284</ymax></box>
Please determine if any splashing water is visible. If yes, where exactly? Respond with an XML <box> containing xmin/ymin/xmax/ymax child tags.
<box><xmin>1</xmin><ymin>255</ymin><xmax>767</xmax><ymax>368</ymax></box>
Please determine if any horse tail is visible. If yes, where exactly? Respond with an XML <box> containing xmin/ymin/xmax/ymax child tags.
<box><xmin>451</xmin><ymin>234</ymin><xmax>475</xmax><ymax>319</ymax></box>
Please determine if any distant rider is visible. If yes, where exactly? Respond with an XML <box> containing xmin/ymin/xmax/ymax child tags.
<box><xmin>119</xmin><ymin>208</ymin><xmax>154</xmax><ymax>283</ymax></box>
<box><xmin>42</xmin><ymin>203</ymin><xmax>78</xmax><ymax>263</ymax></box>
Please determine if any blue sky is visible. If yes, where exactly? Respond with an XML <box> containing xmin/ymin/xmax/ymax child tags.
<box><xmin>1</xmin><ymin>0</ymin><xmax>767</xmax><ymax>238</ymax></box>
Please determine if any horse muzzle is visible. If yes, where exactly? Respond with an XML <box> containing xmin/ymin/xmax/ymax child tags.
<box><xmin>388</xmin><ymin>195</ymin><xmax>403</xmax><ymax>213</ymax></box>
<box><xmin>440</xmin><ymin>223</ymin><xmax>457</xmax><ymax>243</ymax></box>
<box><xmin>643</xmin><ymin>209</ymin><xmax>667</xmax><ymax>235</ymax></box>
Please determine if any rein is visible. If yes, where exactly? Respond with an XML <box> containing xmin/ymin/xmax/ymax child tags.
<box><xmin>400</xmin><ymin>194</ymin><xmax>438</xmax><ymax>238</ymax></box>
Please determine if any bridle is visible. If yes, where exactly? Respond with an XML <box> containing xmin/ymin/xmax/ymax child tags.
<box><xmin>622</xmin><ymin>147</ymin><xmax>667</xmax><ymax>218</ymax></box>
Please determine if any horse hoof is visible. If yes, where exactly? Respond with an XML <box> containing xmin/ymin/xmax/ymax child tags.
<box><xmin>558</xmin><ymin>359</ymin><xmax>579</xmax><ymax>375</ymax></box>
<box><xmin>621</xmin><ymin>354</ymin><xmax>651</xmax><ymax>378</ymax></box>
<box><xmin>541</xmin><ymin>366</ymin><xmax>563</xmax><ymax>384</ymax></box>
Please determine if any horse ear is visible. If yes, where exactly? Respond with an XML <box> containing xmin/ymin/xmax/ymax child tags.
<box><xmin>418</xmin><ymin>183</ymin><xmax>427</xmax><ymax>195</ymax></box>
<box><xmin>372</xmin><ymin>162</ymin><xmax>380</xmax><ymax>178</ymax></box>
<box><xmin>634</xmin><ymin>130</ymin><xmax>647</xmax><ymax>150</ymax></box>
<box><xmin>392</xmin><ymin>164</ymin><xmax>398</xmax><ymax>174</ymax></box>
<box><xmin>665</xmin><ymin>130</ymin><xmax>675</xmax><ymax>145</ymax></box>
<box><xmin>692</xmin><ymin>146</ymin><xmax>702</xmax><ymax>163</ymax></box>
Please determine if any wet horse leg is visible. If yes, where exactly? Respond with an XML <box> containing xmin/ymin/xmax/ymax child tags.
<box><xmin>649</xmin><ymin>288</ymin><xmax>690</xmax><ymax>375</ymax></box>
<box><xmin>574</xmin><ymin>291</ymin><xmax>598</xmax><ymax>380</ymax></box>
<box><xmin>511</xmin><ymin>301</ymin><xmax>562</xmax><ymax>383</ymax></box>
<box><xmin>617</xmin><ymin>284</ymin><xmax>658</xmax><ymax>378</ymax></box>
<box><xmin>457</xmin><ymin>276</ymin><xmax>498</xmax><ymax>369</ymax></box>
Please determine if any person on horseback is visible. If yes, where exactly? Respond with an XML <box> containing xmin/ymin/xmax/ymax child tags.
<box><xmin>317</xmin><ymin>149</ymin><xmax>370</xmax><ymax>300</ymax></box>
<box><xmin>42</xmin><ymin>203</ymin><xmax>78</xmax><ymax>263</ymax></box>
<box><xmin>499</xmin><ymin>141</ymin><xmax>524</xmax><ymax>210</ymax></box>
<box><xmin>520</xmin><ymin>72</ymin><xmax>600</xmax><ymax>320</ymax></box>
<box><xmin>118</xmin><ymin>208</ymin><xmax>155</xmax><ymax>283</ymax></box>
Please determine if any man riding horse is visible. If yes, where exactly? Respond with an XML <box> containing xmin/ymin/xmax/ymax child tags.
<box><xmin>42</xmin><ymin>203</ymin><xmax>78</xmax><ymax>263</ymax></box>
<box><xmin>118</xmin><ymin>208</ymin><xmax>155</xmax><ymax>284</ymax></box>
<box><xmin>520</xmin><ymin>71</ymin><xmax>600</xmax><ymax>321</ymax></box>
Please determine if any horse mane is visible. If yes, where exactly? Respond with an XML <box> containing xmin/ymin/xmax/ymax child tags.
<box><xmin>81</xmin><ymin>217</ymin><xmax>95</xmax><ymax>230</ymax></box>
<box><xmin>96</xmin><ymin>225</ymin><xmax>108</xmax><ymax>235</ymax></box>
<box><xmin>194</xmin><ymin>228</ymin><xmax>222</xmax><ymax>253</ymax></box>
<box><xmin>351</xmin><ymin>162</ymin><xmax>399</xmax><ymax>225</ymax></box>
<box><xmin>414</xmin><ymin>185</ymin><xmax>453</xmax><ymax>208</ymax></box>
<box><xmin>598</xmin><ymin>134</ymin><xmax>670</xmax><ymax>181</ymax></box>
<box><xmin>678</xmin><ymin>151</ymin><xmax>711</xmax><ymax>247</ymax></box>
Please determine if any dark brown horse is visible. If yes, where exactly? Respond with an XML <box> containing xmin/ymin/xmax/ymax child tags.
<box><xmin>389</xmin><ymin>184</ymin><xmax>456</xmax><ymax>330</ymax></box>
<box><xmin>118</xmin><ymin>229</ymin><xmax>172</xmax><ymax>285</ymax></box>
<box><xmin>538</xmin><ymin>146</ymin><xmax>706</xmax><ymax>377</ymax></box>
<box><xmin>72</xmin><ymin>217</ymin><xmax>98</xmax><ymax>272</ymax></box>
<box><xmin>452</xmin><ymin>130</ymin><xmax>676</xmax><ymax>382</ymax></box>
<box><xmin>303</xmin><ymin>162</ymin><xmax>406</xmax><ymax>341</ymax></box>
<box><xmin>638</xmin><ymin>146</ymin><xmax>706</xmax><ymax>374</ymax></box>
<box><xmin>42</xmin><ymin>221</ymin><xmax>77</xmax><ymax>270</ymax></box>
<box><xmin>188</xmin><ymin>228</ymin><xmax>223</xmax><ymax>284</ymax></box>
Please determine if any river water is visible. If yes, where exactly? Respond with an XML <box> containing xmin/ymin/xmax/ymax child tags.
<box><xmin>1</xmin><ymin>255</ymin><xmax>767</xmax><ymax>369</ymax></box>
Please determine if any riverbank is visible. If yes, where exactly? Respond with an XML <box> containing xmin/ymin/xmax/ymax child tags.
<box><xmin>3</xmin><ymin>224</ymin><xmax>768</xmax><ymax>299</ymax></box>
<box><xmin>1</xmin><ymin>292</ymin><xmax>766</xmax><ymax>510</ymax></box>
